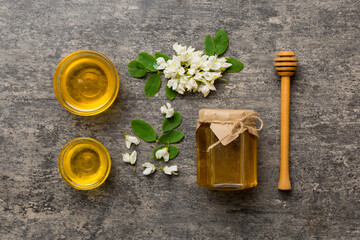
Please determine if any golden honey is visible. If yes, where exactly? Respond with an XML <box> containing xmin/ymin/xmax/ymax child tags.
<box><xmin>53</xmin><ymin>50</ymin><xmax>119</xmax><ymax>116</ymax></box>
<box><xmin>196</xmin><ymin>109</ymin><xmax>261</xmax><ymax>191</ymax></box>
<box><xmin>58</xmin><ymin>137</ymin><xmax>111</xmax><ymax>190</ymax></box>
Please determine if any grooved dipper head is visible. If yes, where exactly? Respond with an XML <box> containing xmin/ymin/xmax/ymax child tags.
<box><xmin>274</xmin><ymin>51</ymin><xmax>298</xmax><ymax>77</ymax></box>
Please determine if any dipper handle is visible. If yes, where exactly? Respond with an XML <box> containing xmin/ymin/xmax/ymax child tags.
<box><xmin>274</xmin><ymin>51</ymin><xmax>297</xmax><ymax>191</ymax></box>
<box><xmin>279</xmin><ymin>76</ymin><xmax>291</xmax><ymax>190</ymax></box>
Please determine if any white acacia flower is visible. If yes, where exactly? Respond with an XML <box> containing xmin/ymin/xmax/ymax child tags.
<box><xmin>167</xmin><ymin>77</ymin><xmax>186</xmax><ymax>94</ymax></box>
<box><xmin>158</xmin><ymin>43</ymin><xmax>232</xmax><ymax>97</ymax></box>
<box><xmin>156</xmin><ymin>57</ymin><xmax>167</xmax><ymax>70</ymax></box>
<box><xmin>187</xmin><ymin>68</ymin><xmax>196</xmax><ymax>75</ymax></box>
<box><xmin>178</xmin><ymin>67</ymin><xmax>185</xmax><ymax>76</ymax></box>
<box><xmin>180</xmin><ymin>53</ymin><xmax>192</xmax><ymax>62</ymax></box>
<box><xmin>173</xmin><ymin>43</ymin><xmax>187</xmax><ymax>55</ymax></box>
<box><xmin>167</xmin><ymin>77</ymin><xmax>179</xmax><ymax>90</ymax></box>
<box><xmin>175</xmin><ymin>82</ymin><xmax>186</xmax><ymax>94</ymax></box>
<box><xmin>207</xmin><ymin>56</ymin><xmax>222</xmax><ymax>71</ymax></box>
<box><xmin>155</xmin><ymin>147</ymin><xmax>170</xmax><ymax>162</ymax></box>
<box><xmin>185</xmin><ymin>78</ymin><xmax>198</xmax><ymax>92</ymax></box>
<box><xmin>198</xmin><ymin>82</ymin><xmax>216</xmax><ymax>97</ymax></box>
<box><xmin>193</xmin><ymin>72</ymin><xmax>203</xmax><ymax>81</ymax></box>
<box><xmin>124</xmin><ymin>135</ymin><xmax>140</xmax><ymax>149</ymax></box>
<box><xmin>201</xmin><ymin>55</ymin><xmax>209</xmax><ymax>61</ymax></box>
<box><xmin>160</xmin><ymin>103</ymin><xmax>174</xmax><ymax>118</ymax></box>
<box><xmin>142</xmin><ymin>162</ymin><xmax>156</xmax><ymax>176</ymax></box>
<box><xmin>164</xmin><ymin>68</ymin><xmax>177</xmax><ymax>79</ymax></box>
<box><xmin>164</xmin><ymin>58</ymin><xmax>180</xmax><ymax>78</ymax></box>
<box><xmin>122</xmin><ymin>153</ymin><xmax>130</xmax><ymax>162</ymax></box>
<box><xmin>186</xmin><ymin>46</ymin><xmax>195</xmax><ymax>54</ymax></box>
<box><xmin>122</xmin><ymin>150</ymin><xmax>137</xmax><ymax>165</ymax></box>
<box><xmin>218</xmin><ymin>57</ymin><xmax>232</xmax><ymax>70</ymax></box>
<box><xmin>190</xmin><ymin>56</ymin><xmax>203</xmax><ymax>69</ymax></box>
<box><xmin>203</xmin><ymin>71</ymin><xmax>222</xmax><ymax>81</ymax></box>
<box><xmin>162</xmin><ymin>165</ymin><xmax>178</xmax><ymax>175</ymax></box>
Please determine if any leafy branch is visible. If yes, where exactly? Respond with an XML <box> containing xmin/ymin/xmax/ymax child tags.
<box><xmin>127</xmin><ymin>29</ymin><xmax>244</xmax><ymax>100</ymax></box>
<box><xmin>130</xmin><ymin>111</ymin><xmax>183</xmax><ymax>164</ymax></box>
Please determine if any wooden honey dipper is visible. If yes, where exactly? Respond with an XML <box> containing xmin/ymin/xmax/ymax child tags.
<box><xmin>274</xmin><ymin>51</ymin><xmax>298</xmax><ymax>191</ymax></box>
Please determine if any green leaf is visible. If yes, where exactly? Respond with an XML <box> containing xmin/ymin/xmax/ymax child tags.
<box><xmin>165</xmin><ymin>85</ymin><xmax>177</xmax><ymax>101</ymax></box>
<box><xmin>154</xmin><ymin>145</ymin><xmax>179</xmax><ymax>161</ymax></box>
<box><xmin>213</xmin><ymin>28</ymin><xmax>229</xmax><ymax>55</ymax></box>
<box><xmin>204</xmin><ymin>35</ymin><xmax>215</xmax><ymax>56</ymax></box>
<box><xmin>225</xmin><ymin>58</ymin><xmax>244</xmax><ymax>73</ymax></box>
<box><xmin>155</xmin><ymin>52</ymin><xmax>170</xmax><ymax>61</ymax></box>
<box><xmin>138</xmin><ymin>52</ymin><xmax>157</xmax><ymax>72</ymax></box>
<box><xmin>144</xmin><ymin>74</ymin><xmax>161</xmax><ymax>97</ymax></box>
<box><xmin>162</xmin><ymin>112</ymin><xmax>182</xmax><ymax>132</ymax></box>
<box><xmin>159</xmin><ymin>130</ymin><xmax>184</xmax><ymax>144</ymax></box>
<box><xmin>128</xmin><ymin>60</ymin><xmax>147</xmax><ymax>78</ymax></box>
<box><xmin>131</xmin><ymin>119</ymin><xmax>157</xmax><ymax>142</ymax></box>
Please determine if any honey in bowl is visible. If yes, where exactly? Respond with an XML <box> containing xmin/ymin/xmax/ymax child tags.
<box><xmin>53</xmin><ymin>50</ymin><xmax>119</xmax><ymax>116</ymax></box>
<box><xmin>58</xmin><ymin>137</ymin><xmax>111</xmax><ymax>190</ymax></box>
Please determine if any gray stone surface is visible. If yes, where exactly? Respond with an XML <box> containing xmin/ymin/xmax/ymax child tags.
<box><xmin>1</xmin><ymin>0</ymin><xmax>359</xmax><ymax>239</ymax></box>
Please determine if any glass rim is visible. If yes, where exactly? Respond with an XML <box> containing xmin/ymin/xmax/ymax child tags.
<box><xmin>53</xmin><ymin>50</ymin><xmax>119</xmax><ymax>116</ymax></box>
<box><xmin>58</xmin><ymin>137</ymin><xmax>111</xmax><ymax>190</ymax></box>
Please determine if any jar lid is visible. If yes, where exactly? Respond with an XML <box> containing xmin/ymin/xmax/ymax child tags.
<box><xmin>199</xmin><ymin>109</ymin><xmax>257</xmax><ymax>124</ymax></box>
<box><xmin>197</xmin><ymin>109</ymin><xmax>262</xmax><ymax>146</ymax></box>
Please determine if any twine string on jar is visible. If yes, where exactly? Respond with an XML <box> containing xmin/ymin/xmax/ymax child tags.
<box><xmin>204</xmin><ymin>112</ymin><xmax>263</xmax><ymax>152</ymax></box>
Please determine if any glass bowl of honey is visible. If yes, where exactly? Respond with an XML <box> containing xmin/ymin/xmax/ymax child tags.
<box><xmin>53</xmin><ymin>50</ymin><xmax>119</xmax><ymax>116</ymax></box>
<box><xmin>58</xmin><ymin>137</ymin><xmax>111</xmax><ymax>190</ymax></box>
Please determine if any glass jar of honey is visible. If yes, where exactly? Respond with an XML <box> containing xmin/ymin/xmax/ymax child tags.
<box><xmin>196</xmin><ymin>109</ymin><xmax>263</xmax><ymax>191</ymax></box>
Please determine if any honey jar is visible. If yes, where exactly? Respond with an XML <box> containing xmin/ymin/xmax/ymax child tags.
<box><xmin>196</xmin><ymin>109</ymin><xmax>263</xmax><ymax>191</ymax></box>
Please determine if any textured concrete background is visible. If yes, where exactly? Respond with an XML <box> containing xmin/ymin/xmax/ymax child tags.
<box><xmin>1</xmin><ymin>0</ymin><xmax>359</xmax><ymax>239</ymax></box>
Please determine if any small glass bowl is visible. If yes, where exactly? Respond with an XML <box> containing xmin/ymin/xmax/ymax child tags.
<box><xmin>58</xmin><ymin>137</ymin><xmax>111</xmax><ymax>190</ymax></box>
<box><xmin>53</xmin><ymin>50</ymin><xmax>119</xmax><ymax>116</ymax></box>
